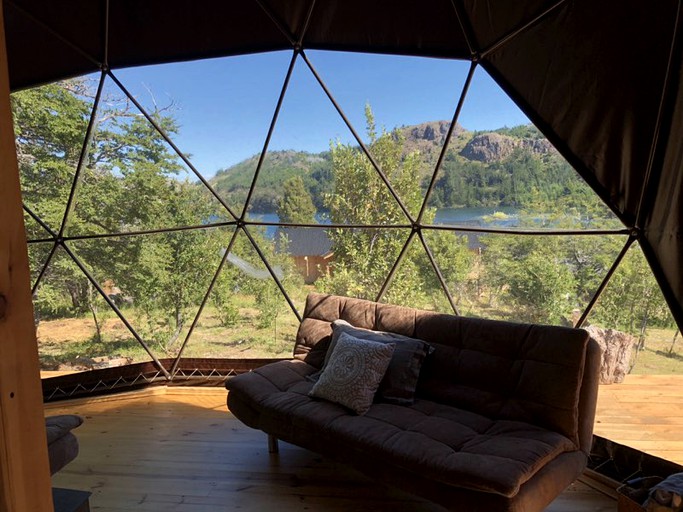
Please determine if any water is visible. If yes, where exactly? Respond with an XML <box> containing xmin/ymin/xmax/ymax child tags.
<box><xmin>433</xmin><ymin>206</ymin><xmax>519</xmax><ymax>228</ymax></box>
<box><xmin>246</xmin><ymin>207</ymin><xmax>520</xmax><ymax>239</ymax></box>
<box><xmin>247</xmin><ymin>212</ymin><xmax>328</xmax><ymax>238</ymax></box>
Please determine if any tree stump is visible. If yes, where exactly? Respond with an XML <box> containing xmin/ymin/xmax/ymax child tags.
<box><xmin>584</xmin><ymin>325</ymin><xmax>635</xmax><ymax>384</ymax></box>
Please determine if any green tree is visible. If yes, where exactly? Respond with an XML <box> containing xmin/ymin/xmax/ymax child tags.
<box><xmin>318</xmin><ymin>106</ymin><xmax>473</xmax><ymax>310</ymax></box>
<box><xmin>12</xmin><ymin>80</ymin><xmax>98</xmax><ymax>322</ymax></box>
<box><xmin>209</xmin><ymin>228</ymin><xmax>301</xmax><ymax>334</ymax></box>
<box><xmin>481</xmin><ymin>234</ymin><xmax>575</xmax><ymax>324</ymax></box>
<box><xmin>277</xmin><ymin>175</ymin><xmax>316</xmax><ymax>223</ymax></box>
<box><xmin>419</xmin><ymin>232</ymin><xmax>474</xmax><ymax>309</ymax></box>
<box><xmin>318</xmin><ymin>107</ymin><xmax>420</xmax><ymax>299</ymax></box>
<box><xmin>12</xmin><ymin>81</ymin><xmax>91</xmax><ymax>232</ymax></box>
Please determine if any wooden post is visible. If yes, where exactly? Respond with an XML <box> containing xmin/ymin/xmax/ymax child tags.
<box><xmin>0</xmin><ymin>0</ymin><xmax>54</xmax><ymax>509</ymax></box>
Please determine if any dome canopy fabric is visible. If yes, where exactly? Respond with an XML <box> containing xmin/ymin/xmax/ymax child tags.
<box><xmin>3</xmin><ymin>0</ymin><xmax>683</xmax><ymax>330</ymax></box>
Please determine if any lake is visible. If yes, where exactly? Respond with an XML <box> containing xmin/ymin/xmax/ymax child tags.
<box><xmin>433</xmin><ymin>206</ymin><xmax>519</xmax><ymax>228</ymax></box>
<box><xmin>248</xmin><ymin>207</ymin><xmax>521</xmax><ymax>238</ymax></box>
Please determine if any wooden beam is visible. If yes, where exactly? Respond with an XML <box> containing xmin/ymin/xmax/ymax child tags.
<box><xmin>0</xmin><ymin>0</ymin><xmax>54</xmax><ymax>508</ymax></box>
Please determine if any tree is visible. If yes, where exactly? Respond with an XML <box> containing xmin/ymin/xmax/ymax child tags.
<box><xmin>481</xmin><ymin>234</ymin><xmax>575</xmax><ymax>324</ymax></box>
<box><xmin>12</xmin><ymin>81</ymin><xmax>91</xmax><ymax>232</ymax></box>
<box><xmin>12</xmin><ymin>80</ymin><xmax>97</xmax><ymax>321</ymax></box>
<box><xmin>107</xmin><ymin>183</ymin><xmax>224</xmax><ymax>353</ymax></box>
<box><xmin>277</xmin><ymin>175</ymin><xmax>316</xmax><ymax>223</ymax></box>
<box><xmin>317</xmin><ymin>106</ymin><xmax>473</xmax><ymax>310</ymax></box>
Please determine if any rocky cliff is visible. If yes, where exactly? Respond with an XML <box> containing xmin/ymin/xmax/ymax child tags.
<box><xmin>460</xmin><ymin>132</ymin><xmax>555</xmax><ymax>162</ymax></box>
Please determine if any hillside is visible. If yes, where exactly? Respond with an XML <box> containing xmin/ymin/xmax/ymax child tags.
<box><xmin>211</xmin><ymin>150</ymin><xmax>332</xmax><ymax>212</ymax></box>
<box><xmin>209</xmin><ymin>121</ymin><xmax>582</xmax><ymax>213</ymax></box>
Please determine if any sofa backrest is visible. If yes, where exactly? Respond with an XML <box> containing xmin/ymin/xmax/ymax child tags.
<box><xmin>294</xmin><ymin>293</ymin><xmax>600</xmax><ymax>454</ymax></box>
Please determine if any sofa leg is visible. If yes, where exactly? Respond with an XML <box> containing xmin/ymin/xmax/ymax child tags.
<box><xmin>268</xmin><ymin>434</ymin><xmax>279</xmax><ymax>454</ymax></box>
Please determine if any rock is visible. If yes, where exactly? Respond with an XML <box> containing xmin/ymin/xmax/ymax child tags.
<box><xmin>460</xmin><ymin>133</ymin><xmax>517</xmax><ymax>162</ymax></box>
<box><xmin>584</xmin><ymin>325</ymin><xmax>635</xmax><ymax>384</ymax></box>
<box><xmin>406</xmin><ymin>120</ymin><xmax>458</xmax><ymax>145</ymax></box>
<box><xmin>521</xmin><ymin>138</ymin><xmax>554</xmax><ymax>154</ymax></box>
<box><xmin>460</xmin><ymin>132</ymin><xmax>556</xmax><ymax>162</ymax></box>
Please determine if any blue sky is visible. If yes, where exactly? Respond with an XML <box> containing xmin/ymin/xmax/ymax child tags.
<box><xmin>111</xmin><ymin>50</ymin><xmax>532</xmax><ymax>178</ymax></box>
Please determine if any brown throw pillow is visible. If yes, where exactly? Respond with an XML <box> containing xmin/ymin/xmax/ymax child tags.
<box><xmin>309</xmin><ymin>332</ymin><xmax>395</xmax><ymax>415</ymax></box>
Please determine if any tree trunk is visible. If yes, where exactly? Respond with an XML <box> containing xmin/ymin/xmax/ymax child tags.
<box><xmin>669</xmin><ymin>329</ymin><xmax>680</xmax><ymax>355</ymax></box>
<box><xmin>88</xmin><ymin>281</ymin><xmax>102</xmax><ymax>344</ymax></box>
<box><xmin>637</xmin><ymin>313</ymin><xmax>649</xmax><ymax>352</ymax></box>
<box><xmin>166</xmin><ymin>308</ymin><xmax>184</xmax><ymax>353</ymax></box>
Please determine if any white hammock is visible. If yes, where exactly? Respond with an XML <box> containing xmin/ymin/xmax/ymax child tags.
<box><xmin>223</xmin><ymin>250</ymin><xmax>284</xmax><ymax>280</ymax></box>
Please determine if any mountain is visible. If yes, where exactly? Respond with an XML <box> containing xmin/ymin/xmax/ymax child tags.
<box><xmin>209</xmin><ymin>122</ymin><xmax>571</xmax><ymax>213</ymax></box>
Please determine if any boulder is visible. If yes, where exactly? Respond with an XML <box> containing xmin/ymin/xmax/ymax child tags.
<box><xmin>584</xmin><ymin>325</ymin><xmax>635</xmax><ymax>384</ymax></box>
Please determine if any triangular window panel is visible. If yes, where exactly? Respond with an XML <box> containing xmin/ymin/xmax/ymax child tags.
<box><xmin>378</xmin><ymin>232</ymin><xmax>454</xmax><ymax>314</ymax></box>
<box><xmin>113</xmin><ymin>52</ymin><xmax>293</xmax><ymax>217</ymax></box>
<box><xmin>461</xmin><ymin>231</ymin><xmax>628</xmax><ymax>325</ymax></box>
<box><xmin>306</xmin><ymin>50</ymin><xmax>470</xmax><ymax>219</ymax></box>
<box><xmin>182</xmin><ymin>228</ymin><xmax>299</xmax><ymax>359</ymax></box>
<box><xmin>425</xmin><ymin>66</ymin><xmax>620</xmax><ymax>231</ymax></box>
<box><xmin>65</xmin><ymin>74</ymin><xmax>230</xmax><ymax>237</ymax></box>
<box><xmin>586</xmin><ymin>241</ymin><xmax>680</xmax><ymax>375</ymax></box>
<box><xmin>12</xmin><ymin>76</ymin><xmax>96</xmax><ymax>233</ymax></box>
<box><xmin>420</xmin><ymin>229</ymin><xmax>477</xmax><ymax>313</ymax></box>
<box><xmin>68</xmin><ymin>226</ymin><xmax>232</xmax><ymax>360</ymax></box>
<box><xmin>250</xmin><ymin>54</ymin><xmax>405</xmax><ymax>226</ymax></box>
<box><xmin>33</xmin><ymin>245</ymin><xmax>147</xmax><ymax>376</ymax></box>
<box><xmin>314</xmin><ymin>226</ymin><xmax>409</xmax><ymax>302</ymax></box>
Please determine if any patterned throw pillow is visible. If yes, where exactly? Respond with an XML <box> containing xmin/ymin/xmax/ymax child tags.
<box><xmin>309</xmin><ymin>332</ymin><xmax>395</xmax><ymax>415</ymax></box>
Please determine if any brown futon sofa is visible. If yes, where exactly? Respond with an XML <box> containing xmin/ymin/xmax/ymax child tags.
<box><xmin>226</xmin><ymin>293</ymin><xmax>601</xmax><ymax>512</ymax></box>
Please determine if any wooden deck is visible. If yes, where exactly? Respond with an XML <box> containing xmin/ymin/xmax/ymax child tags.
<box><xmin>46</xmin><ymin>387</ymin><xmax>616</xmax><ymax>512</ymax></box>
<box><xmin>595</xmin><ymin>374</ymin><xmax>683</xmax><ymax>465</ymax></box>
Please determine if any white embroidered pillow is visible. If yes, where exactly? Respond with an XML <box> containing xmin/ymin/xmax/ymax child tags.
<box><xmin>309</xmin><ymin>332</ymin><xmax>395</xmax><ymax>415</ymax></box>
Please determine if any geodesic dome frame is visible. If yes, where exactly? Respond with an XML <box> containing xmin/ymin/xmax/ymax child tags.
<box><xmin>4</xmin><ymin>0</ymin><xmax>683</xmax><ymax>396</ymax></box>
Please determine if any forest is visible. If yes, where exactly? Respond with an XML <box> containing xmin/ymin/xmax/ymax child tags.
<box><xmin>12</xmin><ymin>79</ymin><xmax>678</xmax><ymax>373</ymax></box>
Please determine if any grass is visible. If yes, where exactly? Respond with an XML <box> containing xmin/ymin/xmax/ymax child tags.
<box><xmin>36</xmin><ymin>294</ymin><xmax>682</xmax><ymax>375</ymax></box>
<box><xmin>37</xmin><ymin>297</ymin><xmax>303</xmax><ymax>370</ymax></box>
<box><xmin>629</xmin><ymin>327</ymin><xmax>683</xmax><ymax>375</ymax></box>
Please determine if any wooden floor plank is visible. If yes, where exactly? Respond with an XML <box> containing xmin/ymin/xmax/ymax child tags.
<box><xmin>46</xmin><ymin>387</ymin><xmax>616</xmax><ymax>512</ymax></box>
<box><xmin>595</xmin><ymin>375</ymin><xmax>683</xmax><ymax>466</ymax></box>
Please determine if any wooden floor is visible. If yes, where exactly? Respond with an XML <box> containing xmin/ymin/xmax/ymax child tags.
<box><xmin>594</xmin><ymin>374</ymin><xmax>683</xmax><ymax>465</ymax></box>
<box><xmin>46</xmin><ymin>387</ymin><xmax>616</xmax><ymax>512</ymax></box>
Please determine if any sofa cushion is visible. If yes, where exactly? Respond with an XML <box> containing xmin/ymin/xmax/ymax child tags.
<box><xmin>45</xmin><ymin>414</ymin><xmax>84</xmax><ymax>475</ymax></box>
<box><xmin>46</xmin><ymin>414</ymin><xmax>84</xmax><ymax>445</ymax></box>
<box><xmin>226</xmin><ymin>360</ymin><xmax>576</xmax><ymax>498</ymax></box>
<box><xmin>309</xmin><ymin>332</ymin><xmax>395</xmax><ymax>415</ymax></box>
